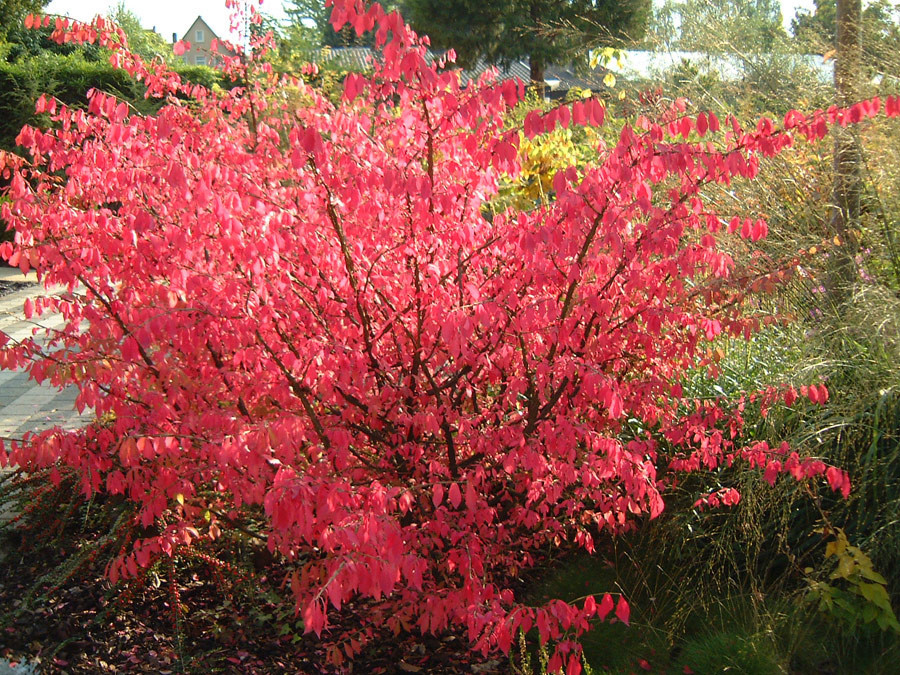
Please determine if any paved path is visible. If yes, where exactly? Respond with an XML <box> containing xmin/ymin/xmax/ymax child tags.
<box><xmin>0</xmin><ymin>271</ymin><xmax>90</xmax><ymax>441</ymax></box>
<box><xmin>0</xmin><ymin>268</ymin><xmax>92</xmax><ymax>535</ymax></box>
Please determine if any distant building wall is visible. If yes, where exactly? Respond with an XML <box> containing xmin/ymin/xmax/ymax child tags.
<box><xmin>176</xmin><ymin>16</ymin><xmax>234</xmax><ymax>67</ymax></box>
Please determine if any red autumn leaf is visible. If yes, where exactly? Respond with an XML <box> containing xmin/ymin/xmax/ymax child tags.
<box><xmin>524</xmin><ymin>110</ymin><xmax>543</xmax><ymax>138</ymax></box>
<box><xmin>572</xmin><ymin>100</ymin><xmax>586</xmax><ymax>126</ymax></box>
<box><xmin>597</xmin><ymin>594</ymin><xmax>614</xmax><ymax>621</ymax></box>
<box><xmin>590</xmin><ymin>99</ymin><xmax>605</xmax><ymax>126</ymax></box>
<box><xmin>808</xmin><ymin>385</ymin><xmax>820</xmax><ymax>404</ymax></box>
<box><xmin>696</xmin><ymin>112</ymin><xmax>708</xmax><ymax>137</ymax></box>
<box><xmin>784</xmin><ymin>387</ymin><xmax>798</xmax><ymax>407</ymax></box>
<box><xmin>448</xmin><ymin>482</ymin><xmax>461</xmax><ymax>508</ymax></box>
<box><xmin>432</xmin><ymin>483</ymin><xmax>444</xmax><ymax>508</ymax></box>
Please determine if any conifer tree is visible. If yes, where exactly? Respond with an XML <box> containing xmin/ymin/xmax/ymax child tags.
<box><xmin>401</xmin><ymin>0</ymin><xmax>650</xmax><ymax>85</ymax></box>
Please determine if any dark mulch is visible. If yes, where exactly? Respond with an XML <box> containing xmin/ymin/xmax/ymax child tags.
<box><xmin>0</xmin><ymin>513</ymin><xmax>505</xmax><ymax>675</ymax></box>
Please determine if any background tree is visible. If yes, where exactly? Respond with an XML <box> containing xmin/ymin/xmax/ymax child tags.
<box><xmin>643</xmin><ymin>0</ymin><xmax>787</xmax><ymax>53</ymax></box>
<box><xmin>637</xmin><ymin>0</ymin><xmax>820</xmax><ymax>118</ymax></box>
<box><xmin>285</xmin><ymin>0</ymin><xmax>399</xmax><ymax>47</ymax></box>
<box><xmin>401</xmin><ymin>0</ymin><xmax>650</xmax><ymax>85</ymax></box>
<box><xmin>641</xmin><ymin>0</ymin><xmax>681</xmax><ymax>51</ymax></box>
<box><xmin>791</xmin><ymin>0</ymin><xmax>836</xmax><ymax>44</ymax></box>
<box><xmin>107</xmin><ymin>3</ymin><xmax>172</xmax><ymax>63</ymax></box>
<box><xmin>0</xmin><ymin>0</ymin><xmax>48</xmax><ymax>41</ymax></box>
<box><xmin>283</xmin><ymin>0</ymin><xmax>329</xmax><ymax>48</ymax></box>
<box><xmin>792</xmin><ymin>0</ymin><xmax>900</xmax><ymax>78</ymax></box>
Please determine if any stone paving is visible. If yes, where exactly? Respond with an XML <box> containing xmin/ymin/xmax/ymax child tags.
<box><xmin>0</xmin><ymin>270</ymin><xmax>92</xmax><ymax>535</ymax></box>
<box><xmin>0</xmin><ymin>273</ymin><xmax>90</xmax><ymax>442</ymax></box>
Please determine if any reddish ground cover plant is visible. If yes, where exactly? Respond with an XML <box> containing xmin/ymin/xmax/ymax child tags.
<box><xmin>1</xmin><ymin>0</ymin><xmax>894</xmax><ymax>671</ymax></box>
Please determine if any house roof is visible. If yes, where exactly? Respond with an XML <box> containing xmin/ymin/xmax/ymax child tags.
<box><xmin>181</xmin><ymin>15</ymin><xmax>227</xmax><ymax>42</ymax></box>
<box><xmin>178</xmin><ymin>15</ymin><xmax>237</xmax><ymax>57</ymax></box>
<box><xmin>314</xmin><ymin>47</ymin><xmax>372</xmax><ymax>72</ymax></box>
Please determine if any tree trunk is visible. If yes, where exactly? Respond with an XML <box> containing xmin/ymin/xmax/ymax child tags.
<box><xmin>829</xmin><ymin>0</ymin><xmax>862</xmax><ymax>301</ymax></box>
<box><xmin>529</xmin><ymin>56</ymin><xmax>546</xmax><ymax>98</ymax></box>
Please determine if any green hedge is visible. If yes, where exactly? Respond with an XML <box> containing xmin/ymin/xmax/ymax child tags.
<box><xmin>0</xmin><ymin>54</ymin><xmax>224</xmax><ymax>153</ymax></box>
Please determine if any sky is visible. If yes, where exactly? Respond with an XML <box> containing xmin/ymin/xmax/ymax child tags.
<box><xmin>46</xmin><ymin>1</ymin><xmax>818</xmax><ymax>45</ymax></box>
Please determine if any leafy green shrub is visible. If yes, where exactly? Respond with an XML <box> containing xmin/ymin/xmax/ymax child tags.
<box><xmin>805</xmin><ymin>528</ymin><xmax>900</xmax><ymax>634</ymax></box>
<box><xmin>0</xmin><ymin>53</ymin><xmax>224</xmax><ymax>152</ymax></box>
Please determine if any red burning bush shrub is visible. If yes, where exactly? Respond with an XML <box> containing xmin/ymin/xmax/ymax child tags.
<box><xmin>2</xmin><ymin>1</ymin><xmax>889</xmax><ymax>671</ymax></box>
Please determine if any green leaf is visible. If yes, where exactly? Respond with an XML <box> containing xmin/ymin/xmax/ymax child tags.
<box><xmin>888</xmin><ymin>615</ymin><xmax>900</xmax><ymax>634</ymax></box>
<box><xmin>859</xmin><ymin>566</ymin><xmax>888</xmax><ymax>585</ymax></box>
<box><xmin>858</xmin><ymin>581</ymin><xmax>886</xmax><ymax>603</ymax></box>
<box><xmin>863</xmin><ymin>604</ymin><xmax>879</xmax><ymax>623</ymax></box>
<box><xmin>833</xmin><ymin>594</ymin><xmax>855</xmax><ymax>613</ymax></box>
<box><xmin>831</xmin><ymin>555</ymin><xmax>855</xmax><ymax>579</ymax></box>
